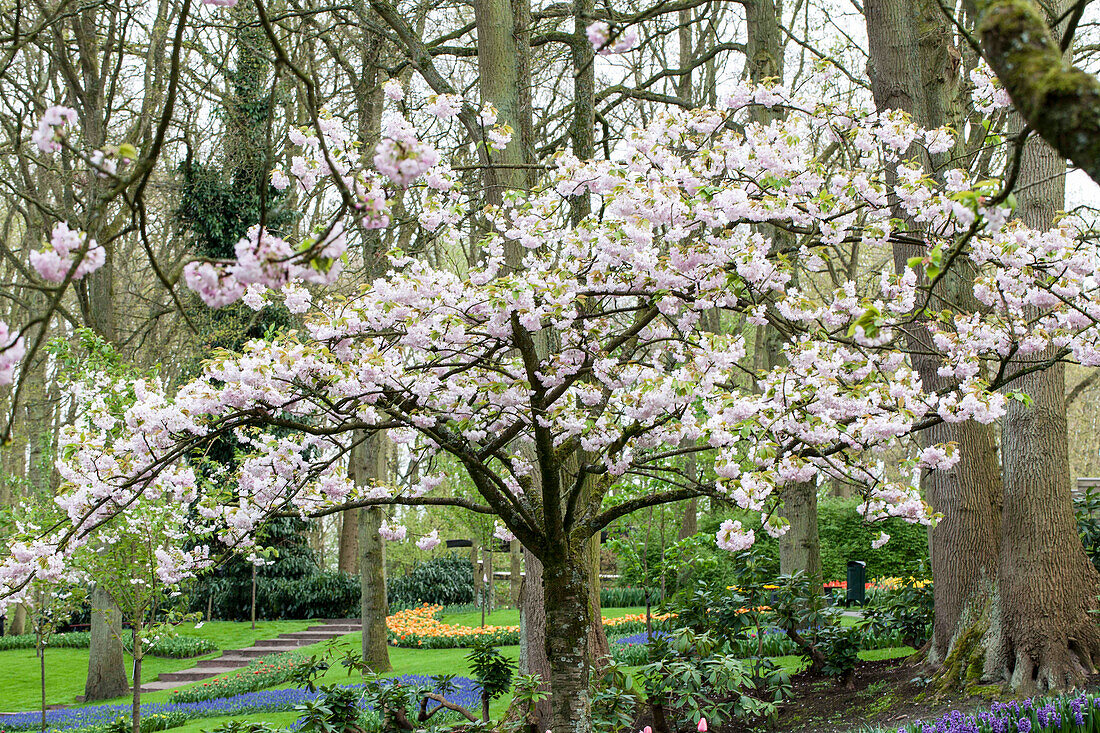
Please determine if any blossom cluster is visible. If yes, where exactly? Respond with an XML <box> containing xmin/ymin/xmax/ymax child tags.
<box><xmin>30</xmin><ymin>222</ymin><xmax>106</xmax><ymax>283</ymax></box>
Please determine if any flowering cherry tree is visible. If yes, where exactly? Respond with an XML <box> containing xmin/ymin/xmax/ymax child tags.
<box><xmin>5</xmin><ymin>68</ymin><xmax>1100</xmax><ymax>731</ymax></box>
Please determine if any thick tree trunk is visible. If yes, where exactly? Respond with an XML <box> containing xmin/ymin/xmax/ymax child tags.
<box><xmin>359</xmin><ymin>506</ymin><xmax>391</xmax><ymax>671</ymax></box>
<box><xmin>519</xmin><ymin>548</ymin><xmax>551</xmax><ymax>725</ymax></box>
<box><xmin>924</xmin><ymin>418</ymin><xmax>1002</xmax><ymax>666</ymax></box>
<box><xmin>992</xmin><ymin>129</ymin><xmax>1100</xmax><ymax>692</ymax></box>
<box><xmin>543</xmin><ymin>550</ymin><xmax>593</xmax><ymax>733</ymax></box>
<box><xmin>864</xmin><ymin>0</ymin><xmax>1005</xmax><ymax>677</ymax></box>
<box><xmin>352</xmin><ymin>433</ymin><xmax>391</xmax><ymax>672</ymax></box>
<box><xmin>778</xmin><ymin>480</ymin><xmax>823</xmax><ymax>595</ymax></box>
<box><xmin>84</xmin><ymin>584</ymin><xmax>128</xmax><ymax>701</ymax></box>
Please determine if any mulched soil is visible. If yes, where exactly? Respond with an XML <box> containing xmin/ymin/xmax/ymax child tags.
<box><xmin>629</xmin><ymin>656</ymin><xmax>1079</xmax><ymax>733</ymax></box>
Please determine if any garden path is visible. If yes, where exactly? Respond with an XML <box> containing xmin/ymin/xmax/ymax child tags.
<box><xmin>141</xmin><ymin>618</ymin><xmax>362</xmax><ymax>692</ymax></box>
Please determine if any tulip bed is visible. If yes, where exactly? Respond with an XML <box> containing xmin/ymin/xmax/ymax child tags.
<box><xmin>168</xmin><ymin>653</ymin><xmax>309</xmax><ymax>704</ymax></box>
<box><xmin>386</xmin><ymin>604</ymin><xmax>674</xmax><ymax>649</ymax></box>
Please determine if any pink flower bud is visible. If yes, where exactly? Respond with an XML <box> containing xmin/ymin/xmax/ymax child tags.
<box><xmin>697</xmin><ymin>719</ymin><xmax>708</xmax><ymax>733</ymax></box>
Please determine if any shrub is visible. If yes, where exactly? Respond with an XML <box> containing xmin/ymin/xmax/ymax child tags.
<box><xmin>387</xmin><ymin>554</ymin><xmax>475</xmax><ymax>607</ymax></box>
<box><xmin>862</xmin><ymin>578</ymin><xmax>933</xmax><ymax>649</ymax></box>
<box><xmin>168</xmin><ymin>653</ymin><xmax>309</xmax><ymax>704</ymax></box>
<box><xmin>258</xmin><ymin>572</ymin><xmax>360</xmax><ymax>620</ymax></box>
<box><xmin>1076</xmin><ymin>486</ymin><xmax>1100</xmax><ymax>573</ymax></box>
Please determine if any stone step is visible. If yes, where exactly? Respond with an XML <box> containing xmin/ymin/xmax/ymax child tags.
<box><xmin>278</xmin><ymin>631</ymin><xmax>348</xmax><ymax>641</ymax></box>
<box><xmin>192</xmin><ymin>657</ymin><xmax>250</xmax><ymax>670</ymax></box>
<box><xmin>157</xmin><ymin>668</ymin><xmax>240</xmax><ymax>683</ymax></box>
<box><xmin>305</xmin><ymin>624</ymin><xmax>360</xmax><ymax>633</ymax></box>
<box><xmin>254</xmin><ymin>637</ymin><xmax>313</xmax><ymax>647</ymax></box>
<box><xmin>231</xmin><ymin>645</ymin><xmax>303</xmax><ymax>658</ymax></box>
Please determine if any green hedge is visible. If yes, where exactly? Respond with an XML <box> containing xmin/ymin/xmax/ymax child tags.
<box><xmin>198</xmin><ymin>570</ymin><xmax>360</xmax><ymax>621</ymax></box>
<box><xmin>387</xmin><ymin>553</ymin><xmax>475</xmax><ymax>607</ymax></box>
<box><xmin>612</xmin><ymin>497</ymin><xmax>929</xmax><ymax>595</ymax></box>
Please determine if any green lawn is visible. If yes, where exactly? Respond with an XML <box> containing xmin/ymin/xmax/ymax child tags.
<box><xmin>0</xmin><ymin>621</ymin><xmax>312</xmax><ymax>712</ymax></box>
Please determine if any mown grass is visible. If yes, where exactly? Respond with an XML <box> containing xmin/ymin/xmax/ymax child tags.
<box><xmin>0</xmin><ymin>621</ymin><xmax>312</xmax><ymax>712</ymax></box>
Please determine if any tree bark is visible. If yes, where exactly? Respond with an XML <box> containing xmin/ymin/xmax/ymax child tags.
<box><xmin>338</xmin><ymin>508</ymin><xmax>359</xmax><ymax>575</ymax></box>
<box><xmin>130</xmin><ymin>623</ymin><xmax>142</xmax><ymax>733</ymax></box>
<box><xmin>543</xmin><ymin>550</ymin><xmax>594</xmax><ymax>733</ymax></box>
<box><xmin>994</xmin><ymin>126</ymin><xmax>1100</xmax><ymax>693</ymax></box>
<box><xmin>84</xmin><ymin>584</ymin><xmax>128</xmax><ymax>701</ymax></box>
<box><xmin>864</xmin><ymin>0</ymin><xmax>1004</xmax><ymax>674</ymax></box>
<box><xmin>519</xmin><ymin>547</ymin><xmax>551</xmax><ymax>725</ymax></box>
<box><xmin>7</xmin><ymin>604</ymin><xmax>26</xmax><ymax>636</ymax></box>
<box><xmin>509</xmin><ymin>540</ymin><xmax>522</xmax><ymax>606</ymax></box>
<box><xmin>778</xmin><ymin>480</ymin><xmax>823</xmax><ymax>595</ymax></box>
<box><xmin>353</xmin><ymin>433</ymin><xmax>391</xmax><ymax>672</ymax></box>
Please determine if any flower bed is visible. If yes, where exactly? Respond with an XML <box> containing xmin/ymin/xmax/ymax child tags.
<box><xmin>168</xmin><ymin>652</ymin><xmax>308</xmax><ymax>704</ymax></box>
<box><xmin>386</xmin><ymin>604</ymin><xmax>674</xmax><ymax>648</ymax></box>
<box><xmin>0</xmin><ymin>633</ymin><xmax>215</xmax><ymax>658</ymax></box>
<box><xmin>891</xmin><ymin>693</ymin><xmax>1100</xmax><ymax>733</ymax></box>
<box><xmin>0</xmin><ymin>677</ymin><xmax>482</xmax><ymax>732</ymax></box>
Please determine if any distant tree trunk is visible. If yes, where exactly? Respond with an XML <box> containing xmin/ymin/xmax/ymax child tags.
<box><xmin>7</xmin><ymin>604</ymin><xmax>26</xmax><ymax>636</ymax></box>
<box><xmin>778</xmin><ymin>481</ymin><xmax>823</xmax><ymax>595</ymax></box>
<box><xmin>509</xmin><ymin>540</ymin><xmax>522</xmax><ymax>606</ymax></box>
<box><xmin>353</xmin><ymin>433</ymin><xmax>391</xmax><ymax>672</ymax></box>
<box><xmin>338</xmin><ymin>508</ymin><xmax>359</xmax><ymax>575</ymax></box>
<box><xmin>84</xmin><ymin>585</ymin><xmax>128</xmax><ymax>701</ymax></box>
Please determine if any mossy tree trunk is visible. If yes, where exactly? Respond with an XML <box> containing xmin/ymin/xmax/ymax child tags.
<box><xmin>973</xmin><ymin>0</ymin><xmax>1100</xmax><ymax>185</ymax></box>
<box><xmin>867</xmin><ymin>0</ymin><xmax>1100</xmax><ymax>692</ymax></box>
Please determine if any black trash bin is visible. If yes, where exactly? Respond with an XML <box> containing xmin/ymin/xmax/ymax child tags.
<box><xmin>846</xmin><ymin>560</ymin><xmax>866</xmax><ymax>606</ymax></box>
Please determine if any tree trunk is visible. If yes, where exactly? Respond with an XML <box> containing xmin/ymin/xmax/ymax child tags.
<box><xmin>509</xmin><ymin>540</ymin><xmax>522</xmax><ymax>606</ymax></box>
<box><xmin>992</xmin><ymin>126</ymin><xmax>1100</xmax><ymax>693</ymax></box>
<box><xmin>7</xmin><ymin>603</ymin><xmax>26</xmax><ymax>636</ymax></box>
<box><xmin>338</xmin><ymin>508</ymin><xmax>359</xmax><ymax>575</ymax></box>
<box><xmin>543</xmin><ymin>550</ymin><xmax>593</xmax><ymax>733</ymax></box>
<box><xmin>353</xmin><ymin>433</ymin><xmax>391</xmax><ymax>672</ymax></box>
<box><xmin>519</xmin><ymin>547</ymin><xmax>551</xmax><ymax>726</ymax></box>
<box><xmin>863</xmin><ymin>0</ymin><xmax>1004</xmax><ymax>677</ymax></box>
<box><xmin>84</xmin><ymin>584</ymin><xmax>128</xmax><ymax>701</ymax></box>
<box><xmin>778</xmin><ymin>480</ymin><xmax>823</xmax><ymax>595</ymax></box>
<box><xmin>39</xmin><ymin>635</ymin><xmax>46</xmax><ymax>733</ymax></box>
<box><xmin>130</xmin><ymin>624</ymin><xmax>142</xmax><ymax>733</ymax></box>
